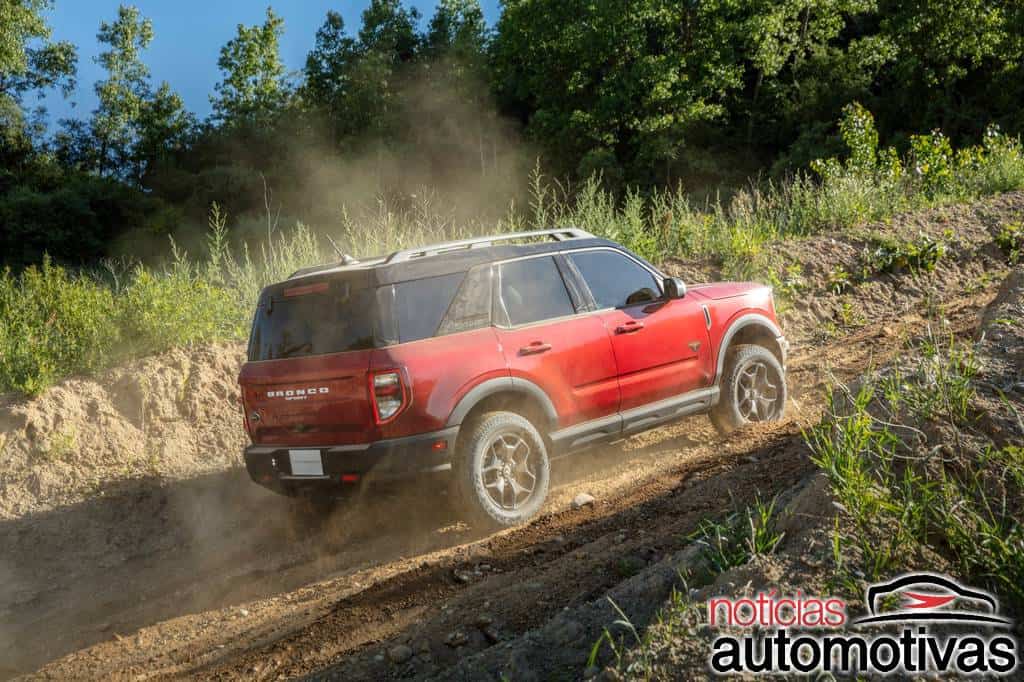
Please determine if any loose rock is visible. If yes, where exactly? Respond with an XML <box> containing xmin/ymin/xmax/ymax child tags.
<box><xmin>387</xmin><ymin>644</ymin><xmax>413</xmax><ymax>664</ymax></box>
<box><xmin>572</xmin><ymin>493</ymin><xmax>596</xmax><ymax>509</ymax></box>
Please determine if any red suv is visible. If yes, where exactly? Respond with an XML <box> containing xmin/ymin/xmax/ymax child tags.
<box><xmin>240</xmin><ymin>229</ymin><xmax>787</xmax><ymax>527</ymax></box>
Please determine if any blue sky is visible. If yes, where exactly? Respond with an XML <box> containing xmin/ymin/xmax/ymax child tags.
<box><xmin>39</xmin><ymin>1</ymin><xmax>502</xmax><ymax>125</ymax></box>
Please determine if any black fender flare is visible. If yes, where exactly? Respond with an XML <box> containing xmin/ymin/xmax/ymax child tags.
<box><xmin>445</xmin><ymin>377</ymin><xmax>559</xmax><ymax>429</ymax></box>
<box><xmin>714</xmin><ymin>313</ymin><xmax>786</xmax><ymax>384</ymax></box>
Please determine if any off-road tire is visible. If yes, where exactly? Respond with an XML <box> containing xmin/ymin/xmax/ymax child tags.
<box><xmin>451</xmin><ymin>411</ymin><xmax>550</xmax><ymax>529</ymax></box>
<box><xmin>710</xmin><ymin>343</ymin><xmax>787</xmax><ymax>436</ymax></box>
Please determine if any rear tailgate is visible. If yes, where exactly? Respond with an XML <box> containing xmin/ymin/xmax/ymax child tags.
<box><xmin>240</xmin><ymin>350</ymin><xmax>374</xmax><ymax>446</ymax></box>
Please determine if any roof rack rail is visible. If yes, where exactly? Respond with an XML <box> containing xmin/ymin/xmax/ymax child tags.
<box><xmin>384</xmin><ymin>228</ymin><xmax>593</xmax><ymax>264</ymax></box>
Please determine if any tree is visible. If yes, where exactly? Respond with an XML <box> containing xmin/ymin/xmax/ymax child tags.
<box><xmin>211</xmin><ymin>6</ymin><xmax>288</xmax><ymax>126</ymax></box>
<box><xmin>730</xmin><ymin>0</ymin><xmax>894</xmax><ymax>155</ymax></box>
<box><xmin>358</xmin><ymin>0</ymin><xmax>420</xmax><ymax>64</ymax></box>
<box><xmin>0</xmin><ymin>0</ymin><xmax>77</xmax><ymax>102</ymax></box>
<box><xmin>136</xmin><ymin>83</ymin><xmax>195</xmax><ymax>182</ymax></box>
<box><xmin>91</xmin><ymin>4</ymin><xmax>155</xmax><ymax>177</ymax></box>
<box><xmin>57</xmin><ymin>4</ymin><xmax>193</xmax><ymax>182</ymax></box>
<box><xmin>0</xmin><ymin>0</ymin><xmax>77</xmax><ymax>177</ymax></box>
<box><xmin>492</xmin><ymin>0</ymin><xmax>744</xmax><ymax>184</ymax></box>
<box><xmin>425</xmin><ymin>0</ymin><xmax>486</xmax><ymax>60</ymax></box>
<box><xmin>304</xmin><ymin>0</ymin><xmax>421</xmax><ymax>148</ymax></box>
<box><xmin>302</xmin><ymin>11</ymin><xmax>359</xmax><ymax>145</ymax></box>
<box><xmin>876</xmin><ymin>0</ymin><xmax>1022</xmax><ymax>137</ymax></box>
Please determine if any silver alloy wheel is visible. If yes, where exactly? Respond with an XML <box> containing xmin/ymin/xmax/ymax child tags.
<box><xmin>736</xmin><ymin>360</ymin><xmax>781</xmax><ymax>422</ymax></box>
<box><xmin>480</xmin><ymin>432</ymin><xmax>537</xmax><ymax>510</ymax></box>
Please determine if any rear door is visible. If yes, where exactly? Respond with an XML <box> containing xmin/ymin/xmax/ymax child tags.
<box><xmin>492</xmin><ymin>255</ymin><xmax>620</xmax><ymax>429</ymax></box>
<box><xmin>565</xmin><ymin>249</ymin><xmax>711</xmax><ymax>411</ymax></box>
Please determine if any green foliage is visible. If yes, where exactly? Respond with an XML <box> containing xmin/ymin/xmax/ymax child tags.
<box><xmin>996</xmin><ymin>221</ymin><xmax>1023</xmax><ymax>264</ymax></box>
<box><xmin>492</xmin><ymin>0</ymin><xmax>743</xmax><ymax>184</ymax></box>
<box><xmin>92</xmin><ymin>5</ymin><xmax>155</xmax><ymax>177</ymax></box>
<box><xmin>0</xmin><ymin>0</ymin><xmax>77</xmax><ymax>101</ymax></box>
<box><xmin>211</xmin><ymin>7</ymin><xmax>288</xmax><ymax>125</ymax></box>
<box><xmin>910</xmin><ymin>130</ymin><xmax>955</xmax><ymax>198</ymax></box>
<box><xmin>8</xmin><ymin>0</ymin><xmax>1024</xmax><ymax>266</ymax></box>
<box><xmin>0</xmin><ymin>257</ymin><xmax>119</xmax><ymax>395</ymax></box>
<box><xmin>689</xmin><ymin>496</ymin><xmax>784</xmax><ymax>574</ymax></box>
<box><xmin>808</xmin><ymin>338</ymin><xmax>1024</xmax><ymax>609</ymax></box>
<box><xmin>860</xmin><ymin>232</ymin><xmax>947</xmax><ymax>277</ymax></box>
<box><xmin>0</xmin><ymin>170</ymin><xmax>173</xmax><ymax>269</ymax></box>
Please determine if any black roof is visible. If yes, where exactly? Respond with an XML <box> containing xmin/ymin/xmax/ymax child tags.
<box><xmin>278</xmin><ymin>233</ymin><xmax>634</xmax><ymax>288</ymax></box>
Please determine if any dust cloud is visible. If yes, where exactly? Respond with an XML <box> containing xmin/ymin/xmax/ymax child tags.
<box><xmin>115</xmin><ymin>61</ymin><xmax>540</xmax><ymax>263</ymax></box>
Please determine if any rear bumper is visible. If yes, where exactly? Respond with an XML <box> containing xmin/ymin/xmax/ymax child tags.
<box><xmin>244</xmin><ymin>426</ymin><xmax>459</xmax><ymax>495</ymax></box>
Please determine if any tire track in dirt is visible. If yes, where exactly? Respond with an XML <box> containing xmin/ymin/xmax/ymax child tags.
<box><xmin>29</xmin><ymin>283</ymin><xmax>998</xmax><ymax>681</ymax></box>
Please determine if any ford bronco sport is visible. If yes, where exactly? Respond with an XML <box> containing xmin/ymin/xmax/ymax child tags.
<box><xmin>240</xmin><ymin>229</ymin><xmax>788</xmax><ymax>527</ymax></box>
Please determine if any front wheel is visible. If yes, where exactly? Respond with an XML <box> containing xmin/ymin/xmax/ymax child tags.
<box><xmin>709</xmin><ymin>344</ymin><xmax>787</xmax><ymax>435</ymax></box>
<box><xmin>451</xmin><ymin>411</ymin><xmax>550</xmax><ymax>529</ymax></box>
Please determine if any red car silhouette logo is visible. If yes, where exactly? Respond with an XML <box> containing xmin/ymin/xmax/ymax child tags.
<box><xmin>854</xmin><ymin>573</ymin><xmax>1012</xmax><ymax>627</ymax></box>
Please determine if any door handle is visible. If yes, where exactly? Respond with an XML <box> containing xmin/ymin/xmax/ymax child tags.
<box><xmin>519</xmin><ymin>341</ymin><xmax>552</xmax><ymax>355</ymax></box>
<box><xmin>615</xmin><ymin>320</ymin><xmax>645</xmax><ymax>334</ymax></box>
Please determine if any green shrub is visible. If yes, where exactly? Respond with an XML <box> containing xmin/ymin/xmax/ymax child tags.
<box><xmin>859</xmin><ymin>231</ymin><xmax>947</xmax><ymax>277</ymax></box>
<box><xmin>996</xmin><ymin>221</ymin><xmax>1023</xmax><ymax>264</ymax></box>
<box><xmin>0</xmin><ymin>258</ymin><xmax>119</xmax><ymax>395</ymax></box>
<box><xmin>808</xmin><ymin>339</ymin><xmax>1024</xmax><ymax>608</ymax></box>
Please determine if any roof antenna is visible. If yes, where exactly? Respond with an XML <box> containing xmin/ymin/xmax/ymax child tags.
<box><xmin>325</xmin><ymin>234</ymin><xmax>358</xmax><ymax>265</ymax></box>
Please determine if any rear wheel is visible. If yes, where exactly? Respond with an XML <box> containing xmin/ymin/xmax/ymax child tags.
<box><xmin>710</xmin><ymin>344</ymin><xmax>787</xmax><ymax>435</ymax></box>
<box><xmin>451</xmin><ymin>411</ymin><xmax>550</xmax><ymax>528</ymax></box>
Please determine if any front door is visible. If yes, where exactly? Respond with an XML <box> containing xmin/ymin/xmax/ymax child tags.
<box><xmin>565</xmin><ymin>249</ymin><xmax>711</xmax><ymax>411</ymax></box>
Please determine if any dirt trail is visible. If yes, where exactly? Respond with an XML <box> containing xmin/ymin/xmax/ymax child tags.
<box><xmin>5</xmin><ymin>192</ymin><xmax>1022</xmax><ymax>680</ymax></box>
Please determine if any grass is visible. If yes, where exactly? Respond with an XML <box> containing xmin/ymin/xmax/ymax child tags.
<box><xmin>687</xmin><ymin>495</ymin><xmax>784</xmax><ymax>576</ymax></box>
<box><xmin>2</xmin><ymin>106</ymin><xmax>1024</xmax><ymax>396</ymax></box>
<box><xmin>808</xmin><ymin>335</ymin><xmax>1024</xmax><ymax>610</ymax></box>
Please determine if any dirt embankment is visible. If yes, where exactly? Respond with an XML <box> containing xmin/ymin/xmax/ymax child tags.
<box><xmin>0</xmin><ymin>343</ymin><xmax>246</xmax><ymax>519</ymax></box>
<box><xmin>3</xmin><ymin>191</ymin><xmax>1023</xmax><ymax>680</ymax></box>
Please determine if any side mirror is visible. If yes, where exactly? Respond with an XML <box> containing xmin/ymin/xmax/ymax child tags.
<box><xmin>663</xmin><ymin>276</ymin><xmax>686</xmax><ymax>299</ymax></box>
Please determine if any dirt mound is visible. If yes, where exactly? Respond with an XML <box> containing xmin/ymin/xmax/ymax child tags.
<box><xmin>0</xmin><ymin>343</ymin><xmax>246</xmax><ymax>519</ymax></box>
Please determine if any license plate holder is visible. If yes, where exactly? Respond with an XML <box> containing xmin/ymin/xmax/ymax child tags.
<box><xmin>288</xmin><ymin>449</ymin><xmax>324</xmax><ymax>476</ymax></box>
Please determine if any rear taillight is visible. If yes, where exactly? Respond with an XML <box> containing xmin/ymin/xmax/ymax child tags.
<box><xmin>370</xmin><ymin>369</ymin><xmax>408</xmax><ymax>424</ymax></box>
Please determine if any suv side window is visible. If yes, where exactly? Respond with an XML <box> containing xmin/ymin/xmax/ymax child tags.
<box><xmin>390</xmin><ymin>272</ymin><xmax>465</xmax><ymax>343</ymax></box>
<box><xmin>498</xmin><ymin>256</ymin><xmax>575</xmax><ymax>326</ymax></box>
<box><xmin>437</xmin><ymin>265</ymin><xmax>491</xmax><ymax>336</ymax></box>
<box><xmin>568</xmin><ymin>250</ymin><xmax>661</xmax><ymax>309</ymax></box>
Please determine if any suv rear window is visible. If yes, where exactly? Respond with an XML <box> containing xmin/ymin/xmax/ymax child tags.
<box><xmin>248</xmin><ymin>279</ymin><xmax>377</xmax><ymax>361</ymax></box>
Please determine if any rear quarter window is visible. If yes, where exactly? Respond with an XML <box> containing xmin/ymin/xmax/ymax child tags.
<box><xmin>386</xmin><ymin>272</ymin><xmax>466</xmax><ymax>343</ymax></box>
